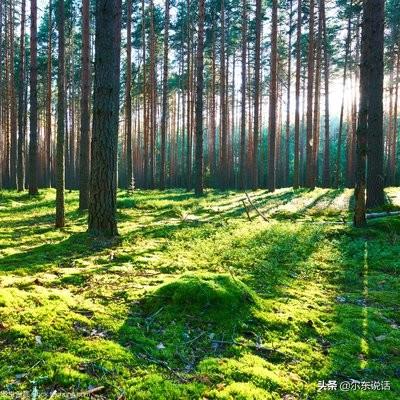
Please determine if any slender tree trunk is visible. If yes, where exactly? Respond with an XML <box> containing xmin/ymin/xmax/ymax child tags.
<box><xmin>366</xmin><ymin>0</ymin><xmax>385</xmax><ymax>208</ymax></box>
<box><xmin>79</xmin><ymin>0</ymin><xmax>90</xmax><ymax>208</ymax></box>
<box><xmin>149</xmin><ymin>0</ymin><xmax>156</xmax><ymax>189</ymax></box>
<box><xmin>293</xmin><ymin>0</ymin><xmax>301</xmax><ymax>189</ymax></box>
<box><xmin>9</xmin><ymin>3</ymin><xmax>17</xmax><ymax>189</ymax></box>
<box><xmin>335</xmin><ymin>5</ymin><xmax>352</xmax><ymax>187</ymax></box>
<box><xmin>29</xmin><ymin>0</ymin><xmax>39</xmax><ymax>195</ymax></box>
<box><xmin>220</xmin><ymin>0</ymin><xmax>228</xmax><ymax>189</ymax></box>
<box><xmin>210</xmin><ymin>14</ymin><xmax>216</xmax><ymax>185</ymax></box>
<box><xmin>305</xmin><ymin>0</ymin><xmax>315</xmax><ymax>189</ymax></box>
<box><xmin>125</xmin><ymin>0</ymin><xmax>133</xmax><ymax>190</ymax></box>
<box><xmin>17</xmin><ymin>0</ymin><xmax>26</xmax><ymax>192</ymax></box>
<box><xmin>239</xmin><ymin>0</ymin><xmax>247</xmax><ymax>190</ymax></box>
<box><xmin>285</xmin><ymin>0</ymin><xmax>292</xmax><ymax>187</ymax></box>
<box><xmin>321</xmin><ymin>0</ymin><xmax>330</xmax><ymax>187</ymax></box>
<box><xmin>391</xmin><ymin>50</ymin><xmax>399</xmax><ymax>185</ymax></box>
<box><xmin>88</xmin><ymin>0</ymin><xmax>122</xmax><ymax>236</ymax></box>
<box><xmin>252</xmin><ymin>0</ymin><xmax>261</xmax><ymax>190</ymax></box>
<box><xmin>194</xmin><ymin>0</ymin><xmax>205</xmax><ymax>196</ymax></box>
<box><xmin>313</xmin><ymin>5</ymin><xmax>322</xmax><ymax>185</ymax></box>
<box><xmin>160</xmin><ymin>0</ymin><xmax>170</xmax><ymax>190</ymax></box>
<box><xmin>354</xmin><ymin>0</ymin><xmax>370</xmax><ymax>227</ymax></box>
<box><xmin>268</xmin><ymin>0</ymin><xmax>278</xmax><ymax>192</ymax></box>
<box><xmin>45</xmin><ymin>0</ymin><xmax>52</xmax><ymax>188</ymax></box>
<box><xmin>55</xmin><ymin>0</ymin><xmax>65</xmax><ymax>228</ymax></box>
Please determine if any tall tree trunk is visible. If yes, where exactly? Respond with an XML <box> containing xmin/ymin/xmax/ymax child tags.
<box><xmin>239</xmin><ymin>0</ymin><xmax>247</xmax><ymax>190</ymax></box>
<box><xmin>149</xmin><ymin>0</ymin><xmax>156</xmax><ymax>189</ymax></box>
<box><xmin>17</xmin><ymin>0</ymin><xmax>26</xmax><ymax>192</ymax></box>
<box><xmin>252</xmin><ymin>0</ymin><xmax>261</xmax><ymax>190</ymax></box>
<box><xmin>220</xmin><ymin>0</ymin><xmax>228</xmax><ymax>189</ymax></box>
<box><xmin>55</xmin><ymin>0</ymin><xmax>65</xmax><ymax>228</ymax></box>
<box><xmin>285</xmin><ymin>0</ymin><xmax>293</xmax><ymax>187</ymax></box>
<box><xmin>305</xmin><ymin>0</ymin><xmax>315</xmax><ymax>189</ymax></box>
<box><xmin>354</xmin><ymin>0</ymin><xmax>370</xmax><ymax>227</ymax></box>
<box><xmin>335</xmin><ymin>5</ymin><xmax>352</xmax><ymax>188</ymax></box>
<box><xmin>160</xmin><ymin>0</ymin><xmax>170</xmax><ymax>190</ymax></box>
<box><xmin>321</xmin><ymin>0</ymin><xmax>330</xmax><ymax>187</ymax></box>
<box><xmin>79</xmin><ymin>0</ymin><xmax>90</xmax><ymax>208</ymax></box>
<box><xmin>366</xmin><ymin>0</ymin><xmax>385</xmax><ymax>208</ymax></box>
<box><xmin>88</xmin><ymin>0</ymin><xmax>122</xmax><ymax>236</ymax></box>
<box><xmin>268</xmin><ymin>0</ymin><xmax>278</xmax><ymax>192</ymax></box>
<box><xmin>313</xmin><ymin>4</ymin><xmax>322</xmax><ymax>185</ymax></box>
<box><xmin>210</xmin><ymin>14</ymin><xmax>216</xmax><ymax>186</ymax></box>
<box><xmin>125</xmin><ymin>0</ymin><xmax>133</xmax><ymax>190</ymax></box>
<box><xmin>9</xmin><ymin>3</ymin><xmax>17</xmax><ymax>189</ymax></box>
<box><xmin>391</xmin><ymin>49</ymin><xmax>399</xmax><ymax>185</ymax></box>
<box><xmin>142</xmin><ymin>0</ymin><xmax>148</xmax><ymax>188</ymax></box>
<box><xmin>29</xmin><ymin>0</ymin><xmax>39</xmax><ymax>195</ymax></box>
<box><xmin>45</xmin><ymin>0</ymin><xmax>52</xmax><ymax>188</ymax></box>
<box><xmin>293</xmin><ymin>0</ymin><xmax>301</xmax><ymax>189</ymax></box>
<box><xmin>194</xmin><ymin>0</ymin><xmax>205</xmax><ymax>196</ymax></box>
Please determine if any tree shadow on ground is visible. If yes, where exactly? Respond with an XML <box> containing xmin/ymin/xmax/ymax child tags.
<box><xmin>0</xmin><ymin>232</ymin><xmax>118</xmax><ymax>274</ymax></box>
<box><xmin>316</xmin><ymin>220</ymin><xmax>400</xmax><ymax>399</ymax></box>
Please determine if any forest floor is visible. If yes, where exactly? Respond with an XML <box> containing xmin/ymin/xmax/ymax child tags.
<box><xmin>0</xmin><ymin>187</ymin><xmax>399</xmax><ymax>400</ymax></box>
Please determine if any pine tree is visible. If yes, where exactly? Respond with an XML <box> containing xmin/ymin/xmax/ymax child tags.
<box><xmin>79</xmin><ymin>0</ymin><xmax>90</xmax><ymax>209</ymax></box>
<box><xmin>88</xmin><ymin>0</ymin><xmax>122</xmax><ymax>236</ymax></box>
<box><xmin>194</xmin><ymin>0</ymin><xmax>205</xmax><ymax>196</ymax></box>
<box><xmin>29</xmin><ymin>0</ymin><xmax>39</xmax><ymax>195</ymax></box>
<box><xmin>55</xmin><ymin>0</ymin><xmax>65</xmax><ymax>228</ymax></box>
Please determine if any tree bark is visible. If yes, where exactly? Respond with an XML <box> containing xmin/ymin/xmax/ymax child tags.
<box><xmin>293</xmin><ymin>0</ymin><xmax>302</xmax><ymax>189</ymax></box>
<box><xmin>29</xmin><ymin>0</ymin><xmax>39</xmax><ymax>195</ymax></box>
<box><xmin>239</xmin><ymin>0</ymin><xmax>247</xmax><ymax>190</ymax></box>
<box><xmin>366</xmin><ymin>0</ymin><xmax>385</xmax><ymax>208</ymax></box>
<box><xmin>79</xmin><ymin>0</ymin><xmax>90</xmax><ymax>209</ymax></box>
<box><xmin>194</xmin><ymin>0</ymin><xmax>205</xmax><ymax>196</ymax></box>
<box><xmin>391</xmin><ymin>49</ymin><xmax>399</xmax><ymax>185</ymax></box>
<box><xmin>268</xmin><ymin>0</ymin><xmax>278</xmax><ymax>192</ymax></box>
<box><xmin>160</xmin><ymin>0</ymin><xmax>170</xmax><ymax>190</ymax></box>
<box><xmin>252</xmin><ymin>0</ymin><xmax>262</xmax><ymax>190</ymax></box>
<box><xmin>220</xmin><ymin>0</ymin><xmax>228</xmax><ymax>189</ymax></box>
<box><xmin>285</xmin><ymin>0</ymin><xmax>293</xmax><ymax>187</ymax></box>
<box><xmin>354</xmin><ymin>0</ymin><xmax>370</xmax><ymax>227</ymax></box>
<box><xmin>305</xmin><ymin>0</ymin><xmax>315</xmax><ymax>189</ymax></box>
<box><xmin>88</xmin><ymin>0</ymin><xmax>122</xmax><ymax>236</ymax></box>
<box><xmin>45</xmin><ymin>0</ymin><xmax>52</xmax><ymax>188</ymax></box>
<box><xmin>321</xmin><ymin>0</ymin><xmax>330</xmax><ymax>187</ymax></box>
<box><xmin>55</xmin><ymin>0</ymin><xmax>65</xmax><ymax>228</ymax></box>
<box><xmin>17</xmin><ymin>0</ymin><xmax>26</xmax><ymax>192</ymax></box>
<box><xmin>335</xmin><ymin>5</ymin><xmax>352</xmax><ymax>188</ymax></box>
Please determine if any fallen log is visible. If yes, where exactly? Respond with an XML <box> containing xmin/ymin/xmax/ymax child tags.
<box><xmin>366</xmin><ymin>211</ymin><xmax>400</xmax><ymax>220</ymax></box>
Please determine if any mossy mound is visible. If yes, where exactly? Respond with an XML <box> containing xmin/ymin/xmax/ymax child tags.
<box><xmin>143</xmin><ymin>274</ymin><xmax>260</xmax><ymax>329</ymax></box>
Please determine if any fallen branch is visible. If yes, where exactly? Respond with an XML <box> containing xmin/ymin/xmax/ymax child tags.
<box><xmin>366</xmin><ymin>211</ymin><xmax>400</xmax><ymax>220</ymax></box>
<box><xmin>241</xmin><ymin>199</ymin><xmax>252</xmax><ymax>221</ymax></box>
<box><xmin>244</xmin><ymin>192</ymin><xmax>268</xmax><ymax>222</ymax></box>
<box><xmin>138</xmin><ymin>352</ymin><xmax>188</xmax><ymax>383</ymax></box>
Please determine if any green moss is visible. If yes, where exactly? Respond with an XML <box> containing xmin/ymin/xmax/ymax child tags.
<box><xmin>0</xmin><ymin>188</ymin><xmax>399</xmax><ymax>399</ymax></box>
<box><xmin>143</xmin><ymin>274</ymin><xmax>259</xmax><ymax>323</ymax></box>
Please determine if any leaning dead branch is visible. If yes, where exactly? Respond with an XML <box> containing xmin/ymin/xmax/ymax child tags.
<box><xmin>244</xmin><ymin>192</ymin><xmax>268</xmax><ymax>221</ymax></box>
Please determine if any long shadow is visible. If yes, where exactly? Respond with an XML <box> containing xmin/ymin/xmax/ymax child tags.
<box><xmin>0</xmin><ymin>232</ymin><xmax>113</xmax><ymax>274</ymax></box>
<box><xmin>317</xmin><ymin>220</ymin><xmax>400</xmax><ymax>399</ymax></box>
<box><xmin>298</xmin><ymin>188</ymin><xmax>344</xmax><ymax>215</ymax></box>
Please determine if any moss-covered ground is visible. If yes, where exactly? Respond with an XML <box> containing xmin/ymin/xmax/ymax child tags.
<box><xmin>0</xmin><ymin>188</ymin><xmax>399</xmax><ymax>399</ymax></box>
